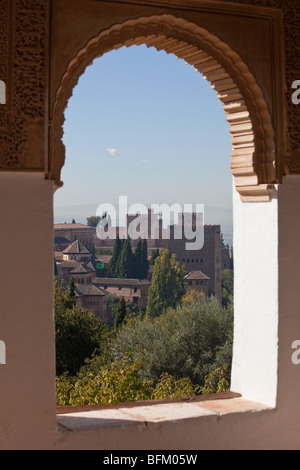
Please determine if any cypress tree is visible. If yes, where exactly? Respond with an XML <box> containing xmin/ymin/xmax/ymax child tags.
<box><xmin>118</xmin><ymin>237</ymin><xmax>135</xmax><ymax>278</ymax></box>
<box><xmin>133</xmin><ymin>239</ymin><xmax>149</xmax><ymax>279</ymax></box>
<box><xmin>150</xmin><ymin>248</ymin><xmax>160</xmax><ymax>265</ymax></box>
<box><xmin>65</xmin><ymin>276</ymin><xmax>76</xmax><ymax>309</ymax></box>
<box><xmin>133</xmin><ymin>239</ymin><xmax>142</xmax><ymax>278</ymax></box>
<box><xmin>109</xmin><ymin>234</ymin><xmax>122</xmax><ymax>277</ymax></box>
<box><xmin>141</xmin><ymin>239</ymin><xmax>149</xmax><ymax>279</ymax></box>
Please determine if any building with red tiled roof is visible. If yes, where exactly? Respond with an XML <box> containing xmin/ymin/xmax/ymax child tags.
<box><xmin>185</xmin><ymin>270</ymin><xmax>210</xmax><ymax>297</ymax></box>
<box><xmin>62</xmin><ymin>240</ymin><xmax>92</xmax><ymax>262</ymax></box>
<box><xmin>75</xmin><ymin>284</ymin><xmax>111</xmax><ymax>323</ymax></box>
<box><xmin>54</xmin><ymin>223</ymin><xmax>95</xmax><ymax>250</ymax></box>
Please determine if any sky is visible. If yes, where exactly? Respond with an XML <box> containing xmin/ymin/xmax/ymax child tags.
<box><xmin>54</xmin><ymin>45</ymin><xmax>233</xmax><ymax>242</ymax></box>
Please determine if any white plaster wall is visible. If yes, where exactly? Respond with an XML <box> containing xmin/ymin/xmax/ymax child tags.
<box><xmin>230</xmin><ymin>185</ymin><xmax>278</xmax><ymax>407</ymax></box>
<box><xmin>0</xmin><ymin>173</ymin><xmax>56</xmax><ymax>449</ymax></box>
<box><xmin>1</xmin><ymin>173</ymin><xmax>300</xmax><ymax>449</ymax></box>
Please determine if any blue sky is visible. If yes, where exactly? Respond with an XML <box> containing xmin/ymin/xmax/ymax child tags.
<box><xmin>54</xmin><ymin>45</ymin><xmax>233</xmax><ymax>240</ymax></box>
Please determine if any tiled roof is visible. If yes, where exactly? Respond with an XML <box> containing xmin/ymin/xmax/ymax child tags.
<box><xmin>86</xmin><ymin>261</ymin><xmax>96</xmax><ymax>270</ymax></box>
<box><xmin>75</xmin><ymin>284</ymin><xmax>107</xmax><ymax>297</ymax></box>
<box><xmin>94</xmin><ymin>277</ymin><xmax>151</xmax><ymax>286</ymax></box>
<box><xmin>62</xmin><ymin>240</ymin><xmax>91</xmax><ymax>254</ymax></box>
<box><xmin>185</xmin><ymin>271</ymin><xmax>210</xmax><ymax>280</ymax></box>
<box><xmin>54</xmin><ymin>223</ymin><xmax>95</xmax><ymax>230</ymax></box>
<box><xmin>70</xmin><ymin>263</ymin><xmax>95</xmax><ymax>274</ymax></box>
<box><xmin>59</xmin><ymin>260</ymin><xmax>80</xmax><ymax>269</ymax></box>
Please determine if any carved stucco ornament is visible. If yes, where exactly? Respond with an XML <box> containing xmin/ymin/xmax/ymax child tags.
<box><xmin>0</xmin><ymin>0</ymin><xmax>48</xmax><ymax>170</ymax></box>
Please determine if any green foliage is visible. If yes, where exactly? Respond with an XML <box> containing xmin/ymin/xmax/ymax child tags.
<box><xmin>111</xmin><ymin>297</ymin><xmax>233</xmax><ymax>387</ymax></box>
<box><xmin>108</xmin><ymin>236</ymin><xmax>149</xmax><ymax>280</ymax></box>
<box><xmin>182</xmin><ymin>289</ymin><xmax>205</xmax><ymax>304</ymax></box>
<box><xmin>118</xmin><ymin>237</ymin><xmax>135</xmax><ymax>278</ymax></box>
<box><xmin>65</xmin><ymin>276</ymin><xmax>76</xmax><ymax>309</ymax></box>
<box><xmin>55</xmin><ymin>305</ymin><xmax>106</xmax><ymax>376</ymax></box>
<box><xmin>200</xmin><ymin>366</ymin><xmax>230</xmax><ymax>395</ymax></box>
<box><xmin>133</xmin><ymin>239</ymin><xmax>149</xmax><ymax>279</ymax></box>
<box><xmin>54</xmin><ymin>277</ymin><xmax>68</xmax><ymax>313</ymax></box>
<box><xmin>56</xmin><ymin>374</ymin><xmax>76</xmax><ymax>406</ymax></box>
<box><xmin>146</xmin><ymin>250</ymin><xmax>186</xmax><ymax>318</ymax></box>
<box><xmin>222</xmin><ymin>269</ymin><xmax>233</xmax><ymax>294</ymax></box>
<box><xmin>107</xmin><ymin>293</ymin><xmax>141</xmax><ymax>326</ymax></box>
<box><xmin>56</xmin><ymin>353</ymin><xmax>154</xmax><ymax>406</ymax></box>
<box><xmin>54</xmin><ymin>278</ymin><xmax>107</xmax><ymax>376</ymax></box>
<box><xmin>86</xmin><ymin>215</ymin><xmax>101</xmax><ymax>227</ymax></box>
<box><xmin>106</xmin><ymin>293</ymin><xmax>120</xmax><ymax>317</ymax></box>
<box><xmin>108</xmin><ymin>234</ymin><xmax>122</xmax><ymax>277</ymax></box>
<box><xmin>87</xmin><ymin>213</ymin><xmax>109</xmax><ymax>228</ymax></box>
<box><xmin>55</xmin><ymin>274</ymin><xmax>233</xmax><ymax>407</ymax></box>
<box><xmin>141</xmin><ymin>239</ymin><xmax>149</xmax><ymax>277</ymax></box>
<box><xmin>56</xmin><ymin>352</ymin><xmax>229</xmax><ymax>406</ymax></box>
<box><xmin>114</xmin><ymin>296</ymin><xmax>127</xmax><ymax>329</ymax></box>
<box><xmin>109</xmin><ymin>235</ymin><xmax>138</xmax><ymax>279</ymax></box>
<box><xmin>56</xmin><ymin>353</ymin><xmax>203</xmax><ymax>406</ymax></box>
<box><xmin>149</xmin><ymin>248</ymin><xmax>160</xmax><ymax>266</ymax></box>
<box><xmin>221</xmin><ymin>269</ymin><xmax>234</xmax><ymax>308</ymax></box>
<box><xmin>152</xmin><ymin>372</ymin><xmax>200</xmax><ymax>400</ymax></box>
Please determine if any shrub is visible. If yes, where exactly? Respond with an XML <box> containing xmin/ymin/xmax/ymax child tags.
<box><xmin>110</xmin><ymin>297</ymin><xmax>233</xmax><ymax>387</ymax></box>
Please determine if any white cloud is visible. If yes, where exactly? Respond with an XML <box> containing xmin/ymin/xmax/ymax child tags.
<box><xmin>141</xmin><ymin>159</ymin><xmax>148</xmax><ymax>163</ymax></box>
<box><xmin>106</xmin><ymin>147</ymin><xmax>121</xmax><ymax>157</ymax></box>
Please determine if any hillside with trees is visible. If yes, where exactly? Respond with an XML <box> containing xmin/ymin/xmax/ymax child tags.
<box><xmin>55</xmin><ymin>248</ymin><xmax>233</xmax><ymax>406</ymax></box>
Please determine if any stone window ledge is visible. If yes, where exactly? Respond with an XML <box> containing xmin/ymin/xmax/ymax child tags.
<box><xmin>56</xmin><ymin>393</ymin><xmax>273</xmax><ymax>433</ymax></box>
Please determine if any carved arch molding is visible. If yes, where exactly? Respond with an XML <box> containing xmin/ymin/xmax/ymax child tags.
<box><xmin>0</xmin><ymin>0</ymin><xmax>299</xmax><ymax>202</ymax></box>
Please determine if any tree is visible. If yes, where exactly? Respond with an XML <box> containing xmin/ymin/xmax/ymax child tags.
<box><xmin>133</xmin><ymin>239</ymin><xmax>149</xmax><ymax>279</ymax></box>
<box><xmin>230</xmin><ymin>245</ymin><xmax>234</xmax><ymax>270</ymax></box>
<box><xmin>114</xmin><ymin>296</ymin><xmax>127</xmax><ymax>329</ymax></box>
<box><xmin>221</xmin><ymin>269</ymin><xmax>233</xmax><ymax>307</ymax></box>
<box><xmin>149</xmin><ymin>248</ymin><xmax>159</xmax><ymax>265</ymax></box>
<box><xmin>56</xmin><ymin>357</ymin><xmax>201</xmax><ymax>406</ymax></box>
<box><xmin>87</xmin><ymin>212</ymin><xmax>111</xmax><ymax>228</ymax></box>
<box><xmin>108</xmin><ymin>234</ymin><xmax>122</xmax><ymax>277</ymax></box>
<box><xmin>133</xmin><ymin>239</ymin><xmax>142</xmax><ymax>278</ymax></box>
<box><xmin>65</xmin><ymin>276</ymin><xmax>76</xmax><ymax>309</ymax></box>
<box><xmin>141</xmin><ymin>239</ymin><xmax>149</xmax><ymax>278</ymax></box>
<box><xmin>111</xmin><ymin>296</ymin><xmax>233</xmax><ymax>387</ymax></box>
<box><xmin>118</xmin><ymin>237</ymin><xmax>135</xmax><ymax>278</ymax></box>
<box><xmin>146</xmin><ymin>250</ymin><xmax>186</xmax><ymax>318</ymax></box>
<box><xmin>54</xmin><ymin>277</ymin><xmax>106</xmax><ymax>376</ymax></box>
<box><xmin>182</xmin><ymin>289</ymin><xmax>205</xmax><ymax>304</ymax></box>
<box><xmin>55</xmin><ymin>305</ymin><xmax>106</xmax><ymax>376</ymax></box>
<box><xmin>86</xmin><ymin>216</ymin><xmax>101</xmax><ymax>227</ymax></box>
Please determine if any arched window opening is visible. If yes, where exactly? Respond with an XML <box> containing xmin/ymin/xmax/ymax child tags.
<box><xmin>54</xmin><ymin>43</ymin><xmax>235</xmax><ymax>408</ymax></box>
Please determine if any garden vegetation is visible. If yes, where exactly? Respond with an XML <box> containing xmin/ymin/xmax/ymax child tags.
<box><xmin>55</xmin><ymin>249</ymin><xmax>233</xmax><ymax>406</ymax></box>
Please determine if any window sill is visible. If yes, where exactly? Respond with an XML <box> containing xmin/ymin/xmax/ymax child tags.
<box><xmin>56</xmin><ymin>392</ymin><xmax>272</xmax><ymax>433</ymax></box>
